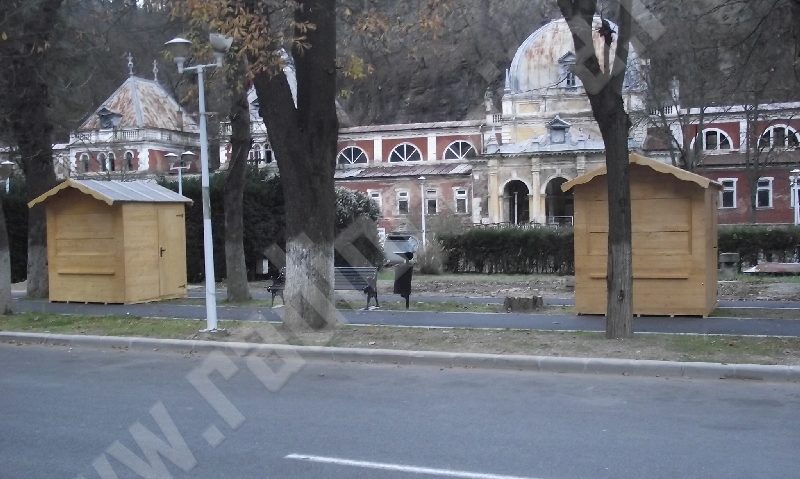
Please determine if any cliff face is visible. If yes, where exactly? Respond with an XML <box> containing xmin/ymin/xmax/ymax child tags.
<box><xmin>338</xmin><ymin>1</ymin><xmax>561</xmax><ymax>126</ymax></box>
<box><xmin>337</xmin><ymin>0</ymin><xmax>799</xmax><ymax>126</ymax></box>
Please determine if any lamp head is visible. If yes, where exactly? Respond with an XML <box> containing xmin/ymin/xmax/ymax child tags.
<box><xmin>164</xmin><ymin>37</ymin><xmax>192</xmax><ymax>73</ymax></box>
<box><xmin>209</xmin><ymin>33</ymin><xmax>233</xmax><ymax>67</ymax></box>
<box><xmin>0</xmin><ymin>160</ymin><xmax>14</xmax><ymax>180</ymax></box>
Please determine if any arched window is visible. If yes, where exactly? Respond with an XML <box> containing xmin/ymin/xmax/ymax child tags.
<box><xmin>337</xmin><ymin>146</ymin><xmax>368</xmax><ymax>165</ymax></box>
<box><xmin>249</xmin><ymin>143</ymin><xmax>263</xmax><ymax>162</ymax></box>
<box><xmin>696</xmin><ymin>129</ymin><xmax>733</xmax><ymax>151</ymax></box>
<box><xmin>443</xmin><ymin>141</ymin><xmax>477</xmax><ymax>160</ymax></box>
<box><xmin>98</xmin><ymin>153</ymin><xmax>107</xmax><ymax>172</ymax></box>
<box><xmin>388</xmin><ymin>143</ymin><xmax>422</xmax><ymax>163</ymax></box>
<box><xmin>124</xmin><ymin>151</ymin><xmax>134</xmax><ymax>171</ymax></box>
<box><xmin>107</xmin><ymin>152</ymin><xmax>115</xmax><ymax>172</ymax></box>
<box><xmin>759</xmin><ymin>125</ymin><xmax>800</xmax><ymax>150</ymax></box>
<box><xmin>80</xmin><ymin>153</ymin><xmax>90</xmax><ymax>173</ymax></box>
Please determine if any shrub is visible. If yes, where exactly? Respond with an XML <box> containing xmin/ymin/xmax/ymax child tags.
<box><xmin>718</xmin><ymin>225</ymin><xmax>800</xmax><ymax>267</ymax></box>
<box><xmin>416</xmin><ymin>240</ymin><xmax>444</xmax><ymax>275</ymax></box>
<box><xmin>439</xmin><ymin>227</ymin><xmax>574</xmax><ymax>274</ymax></box>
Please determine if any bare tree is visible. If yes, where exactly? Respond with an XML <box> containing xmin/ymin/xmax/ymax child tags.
<box><xmin>0</xmin><ymin>0</ymin><xmax>63</xmax><ymax>299</ymax></box>
<box><xmin>557</xmin><ymin>0</ymin><xmax>634</xmax><ymax>338</ymax></box>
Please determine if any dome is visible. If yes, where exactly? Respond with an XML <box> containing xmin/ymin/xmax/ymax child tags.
<box><xmin>508</xmin><ymin>17</ymin><xmax>634</xmax><ymax>94</ymax></box>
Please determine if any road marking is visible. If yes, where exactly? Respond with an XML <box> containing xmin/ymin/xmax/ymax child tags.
<box><xmin>285</xmin><ymin>453</ymin><xmax>542</xmax><ymax>479</ymax></box>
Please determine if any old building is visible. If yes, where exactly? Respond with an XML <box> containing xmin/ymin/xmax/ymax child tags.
<box><xmin>56</xmin><ymin>57</ymin><xmax>200</xmax><ymax>179</ymax></box>
<box><xmin>646</xmin><ymin>102</ymin><xmax>800</xmax><ymax>225</ymax></box>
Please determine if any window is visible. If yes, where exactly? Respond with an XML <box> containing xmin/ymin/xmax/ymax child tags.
<box><xmin>125</xmin><ymin>151</ymin><xmax>134</xmax><ymax>171</ymax></box>
<box><xmin>756</xmin><ymin>177</ymin><xmax>773</xmax><ymax>208</ymax></box>
<box><xmin>107</xmin><ymin>152</ymin><xmax>115</xmax><ymax>172</ymax></box>
<box><xmin>719</xmin><ymin>178</ymin><xmax>737</xmax><ymax>208</ymax></box>
<box><xmin>425</xmin><ymin>189</ymin><xmax>438</xmax><ymax>215</ymax></box>
<box><xmin>337</xmin><ymin>146</ymin><xmax>368</xmax><ymax>165</ymax></box>
<box><xmin>368</xmin><ymin>190</ymin><xmax>382</xmax><ymax>212</ymax></box>
<box><xmin>396</xmin><ymin>190</ymin><xmax>409</xmax><ymax>214</ymax></box>
<box><xmin>388</xmin><ymin>143</ymin><xmax>422</xmax><ymax>163</ymax></box>
<box><xmin>443</xmin><ymin>141</ymin><xmax>477</xmax><ymax>160</ymax></box>
<box><xmin>80</xmin><ymin>154</ymin><xmax>90</xmax><ymax>173</ymax></box>
<box><xmin>650</xmin><ymin>105</ymin><xmax>674</xmax><ymax>116</ymax></box>
<box><xmin>699</xmin><ymin>129</ymin><xmax>733</xmax><ymax>151</ymax></box>
<box><xmin>264</xmin><ymin>147</ymin><xmax>274</xmax><ymax>163</ymax></box>
<box><xmin>98</xmin><ymin>153</ymin><xmax>107</xmax><ymax>172</ymax></box>
<box><xmin>759</xmin><ymin>125</ymin><xmax>800</xmax><ymax>150</ymax></box>
<box><xmin>454</xmin><ymin>188</ymin><xmax>468</xmax><ymax>214</ymax></box>
<box><xmin>249</xmin><ymin>143</ymin><xmax>263</xmax><ymax>162</ymax></box>
<box><xmin>565</xmin><ymin>71</ymin><xmax>576</xmax><ymax>88</ymax></box>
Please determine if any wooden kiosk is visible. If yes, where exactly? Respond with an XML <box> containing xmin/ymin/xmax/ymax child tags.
<box><xmin>562</xmin><ymin>154</ymin><xmax>721</xmax><ymax>317</ymax></box>
<box><xmin>28</xmin><ymin>179</ymin><xmax>192</xmax><ymax>304</ymax></box>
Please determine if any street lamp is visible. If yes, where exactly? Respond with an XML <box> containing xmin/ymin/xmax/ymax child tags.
<box><xmin>418</xmin><ymin>176</ymin><xmax>426</xmax><ymax>250</ymax></box>
<box><xmin>0</xmin><ymin>161</ymin><xmax>13</xmax><ymax>193</ymax></box>
<box><xmin>168</xmin><ymin>151</ymin><xmax>195</xmax><ymax>195</ymax></box>
<box><xmin>0</xmin><ymin>161</ymin><xmax>14</xmax><ymax>312</ymax></box>
<box><xmin>165</xmin><ymin>33</ymin><xmax>232</xmax><ymax>332</ymax></box>
<box><xmin>792</xmin><ymin>169</ymin><xmax>800</xmax><ymax>226</ymax></box>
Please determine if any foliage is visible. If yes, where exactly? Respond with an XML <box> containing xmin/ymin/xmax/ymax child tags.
<box><xmin>439</xmin><ymin>228</ymin><xmax>574</xmax><ymax>275</ymax></box>
<box><xmin>1</xmin><ymin>177</ymin><xmax>30</xmax><ymax>283</ymax></box>
<box><xmin>161</xmin><ymin>172</ymin><xmax>383</xmax><ymax>281</ymax></box>
<box><xmin>334</xmin><ymin>187</ymin><xmax>383</xmax><ymax>267</ymax></box>
<box><xmin>416</xmin><ymin>240</ymin><xmax>444</xmax><ymax>275</ymax></box>
<box><xmin>718</xmin><ymin>226</ymin><xmax>800</xmax><ymax>267</ymax></box>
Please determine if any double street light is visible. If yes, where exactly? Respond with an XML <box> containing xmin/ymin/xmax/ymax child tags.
<box><xmin>792</xmin><ymin>169</ymin><xmax>800</xmax><ymax>226</ymax></box>
<box><xmin>165</xmin><ymin>33</ymin><xmax>232</xmax><ymax>332</ymax></box>
<box><xmin>166</xmin><ymin>151</ymin><xmax>196</xmax><ymax>196</ymax></box>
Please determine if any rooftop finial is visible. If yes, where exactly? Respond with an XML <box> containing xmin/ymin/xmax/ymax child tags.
<box><xmin>127</xmin><ymin>52</ymin><xmax>134</xmax><ymax>76</ymax></box>
<box><xmin>153</xmin><ymin>60</ymin><xmax>159</xmax><ymax>82</ymax></box>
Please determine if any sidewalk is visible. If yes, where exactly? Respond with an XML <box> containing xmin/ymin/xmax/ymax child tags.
<box><xmin>11</xmin><ymin>290</ymin><xmax>800</xmax><ymax>337</ymax></box>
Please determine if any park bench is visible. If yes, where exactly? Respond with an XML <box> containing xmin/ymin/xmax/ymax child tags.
<box><xmin>267</xmin><ymin>266</ymin><xmax>379</xmax><ymax>309</ymax></box>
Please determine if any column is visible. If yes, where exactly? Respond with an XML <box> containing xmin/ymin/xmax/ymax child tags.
<box><xmin>488</xmin><ymin>160</ymin><xmax>499</xmax><ymax>223</ymax></box>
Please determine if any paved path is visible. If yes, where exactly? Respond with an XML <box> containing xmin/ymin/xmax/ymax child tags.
<box><xmin>1</xmin><ymin>344</ymin><xmax>797</xmax><ymax>479</ymax></box>
<box><xmin>12</xmin><ymin>294</ymin><xmax>800</xmax><ymax>337</ymax></box>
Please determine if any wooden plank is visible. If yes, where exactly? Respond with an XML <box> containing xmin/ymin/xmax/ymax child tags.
<box><xmin>123</xmin><ymin>203</ymin><xmax>160</xmax><ymax>303</ymax></box>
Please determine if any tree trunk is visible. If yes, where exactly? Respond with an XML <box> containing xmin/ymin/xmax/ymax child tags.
<box><xmin>223</xmin><ymin>67</ymin><xmax>251</xmax><ymax>303</ymax></box>
<box><xmin>252</xmin><ymin>0</ymin><xmax>338</xmax><ymax>330</ymax></box>
<box><xmin>1</xmin><ymin>0</ymin><xmax>63</xmax><ymax>299</ymax></box>
<box><xmin>559</xmin><ymin>0</ymin><xmax>634</xmax><ymax>338</ymax></box>
<box><xmin>0</xmin><ymin>198</ymin><xmax>11</xmax><ymax>314</ymax></box>
<box><xmin>593</xmin><ymin>93</ymin><xmax>634</xmax><ymax>339</ymax></box>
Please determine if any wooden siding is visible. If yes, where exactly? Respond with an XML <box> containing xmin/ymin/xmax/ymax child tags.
<box><xmin>47</xmin><ymin>188</ymin><xmax>126</xmax><ymax>303</ymax></box>
<box><xmin>573</xmin><ymin>164</ymin><xmax>717</xmax><ymax>316</ymax></box>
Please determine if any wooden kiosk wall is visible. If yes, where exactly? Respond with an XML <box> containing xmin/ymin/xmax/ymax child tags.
<box><xmin>565</xmin><ymin>156</ymin><xmax>720</xmax><ymax>317</ymax></box>
<box><xmin>34</xmin><ymin>184</ymin><xmax>189</xmax><ymax>304</ymax></box>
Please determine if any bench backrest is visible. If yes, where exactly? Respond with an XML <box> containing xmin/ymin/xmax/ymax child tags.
<box><xmin>334</xmin><ymin>266</ymin><xmax>377</xmax><ymax>290</ymax></box>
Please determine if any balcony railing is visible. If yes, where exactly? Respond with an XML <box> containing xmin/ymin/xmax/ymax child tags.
<box><xmin>70</xmin><ymin>128</ymin><xmax>199</xmax><ymax>146</ymax></box>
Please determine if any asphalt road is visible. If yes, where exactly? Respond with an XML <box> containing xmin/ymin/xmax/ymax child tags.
<box><xmin>1</xmin><ymin>344</ymin><xmax>798</xmax><ymax>479</ymax></box>
<box><xmin>12</xmin><ymin>296</ymin><xmax>800</xmax><ymax>337</ymax></box>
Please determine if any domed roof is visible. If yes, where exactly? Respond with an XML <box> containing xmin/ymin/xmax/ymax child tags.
<box><xmin>508</xmin><ymin>17</ymin><xmax>634</xmax><ymax>94</ymax></box>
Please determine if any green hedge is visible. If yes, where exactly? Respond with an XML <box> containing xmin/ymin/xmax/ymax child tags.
<box><xmin>2</xmin><ymin>177</ymin><xmax>28</xmax><ymax>283</ymax></box>
<box><xmin>163</xmin><ymin>171</ymin><xmax>383</xmax><ymax>282</ymax></box>
<box><xmin>718</xmin><ymin>225</ymin><xmax>800</xmax><ymax>267</ymax></box>
<box><xmin>439</xmin><ymin>228</ymin><xmax>574</xmax><ymax>274</ymax></box>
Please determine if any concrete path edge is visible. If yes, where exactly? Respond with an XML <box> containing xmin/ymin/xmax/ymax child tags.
<box><xmin>2</xmin><ymin>331</ymin><xmax>798</xmax><ymax>382</ymax></box>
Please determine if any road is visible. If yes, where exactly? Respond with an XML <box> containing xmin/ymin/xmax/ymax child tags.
<box><xmin>13</xmin><ymin>295</ymin><xmax>800</xmax><ymax>337</ymax></box>
<box><xmin>1</xmin><ymin>344</ymin><xmax>798</xmax><ymax>479</ymax></box>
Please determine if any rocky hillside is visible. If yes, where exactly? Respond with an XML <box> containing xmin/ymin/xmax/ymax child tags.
<box><xmin>337</xmin><ymin>0</ymin><xmax>799</xmax><ymax>126</ymax></box>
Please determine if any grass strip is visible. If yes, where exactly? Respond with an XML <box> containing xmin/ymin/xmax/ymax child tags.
<box><xmin>2</xmin><ymin>313</ymin><xmax>798</xmax><ymax>366</ymax></box>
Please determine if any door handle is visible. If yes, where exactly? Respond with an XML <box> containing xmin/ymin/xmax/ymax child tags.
<box><xmin>160</xmin><ymin>247</ymin><xmax>166</xmax><ymax>257</ymax></box>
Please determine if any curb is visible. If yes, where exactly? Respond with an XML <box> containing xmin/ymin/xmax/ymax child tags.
<box><xmin>1</xmin><ymin>331</ymin><xmax>798</xmax><ymax>383</ymax></box>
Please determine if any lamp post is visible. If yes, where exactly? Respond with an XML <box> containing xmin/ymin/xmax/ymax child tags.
<box><xmin>165</xmin><ymin>34</ymin><xmax>232</xmax><ymax>332</ymax></box>
<box><xmin>167</xmin><ymin>151</ymin><xmax>195</xmax><ymax>196</ymax></box>
<box><xmin>418</xmin><ymin>176</ymin><xmax>426</xmax><ymax>250</ymax></box>
<box><xmin>792</xmin><ymin>169</ymin><xmax>800</xmax><ymax>226</ymax></box>
<box><xmin>0</xmin><ymin>161</ymin><xmax>14</xmax><ymax>313</ymax></box>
